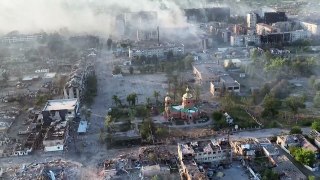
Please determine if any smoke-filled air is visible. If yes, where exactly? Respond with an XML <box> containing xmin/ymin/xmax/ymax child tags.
<box><xmin>0</xmin><ymin>0</ymin><xmax>211</xmax><ymax>36</ymax></box>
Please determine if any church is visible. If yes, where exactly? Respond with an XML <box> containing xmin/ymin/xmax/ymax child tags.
<box><xmin>164</xmin><ymin>87</ymin><xmax>200</xmax><ymax>121</ymax></box>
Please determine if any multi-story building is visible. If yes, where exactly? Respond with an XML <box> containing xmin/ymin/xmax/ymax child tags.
<box><xmin>193</xmin><ymin>63</ymin><xmax>225</xmax><ymax>84</ymax></box>
<box><xmin>1</xmin><ymin>33</ymin><xmax>43</xmax><ymax>44</ymax></box>
<box><xmin>210</xmin><ymin>75</ymin><xmax>240</xmax><ymax>96</ymax></box>
<box><xmin>42</xmin><ymin>98</ymin><xmax>79</xmax><ymax>126</ymax></box>
<box><xmin>263</xmin><ymin>12</ymin><xmax>287</xmax><ymax>24</ymax></box>
<box><xmin>244</xmin><ymin>34</ymin><xmax>261</xmax><ymax>46</ymax></box>
<box><xmin>256</xmin><ymin>23</ymin><xmax>280</xmax><ymax>35</ymax></box>
<box><xmin>300</xmin><ymin>21</ymin><xmax>320</xmax><ymax>36</ymax></box>
<box><xmin>178</xmin><ymin>139</ymin><xmax>232</xmax><ymax>180</ymax></box>
<box><xmin>291</xmin><ymin>30</ymin><xmax>311</xmax><ymax>42</ymax></box>
<box><xmin>128</xmin><ymin>43</ymin><xmax>184</xmax><ymax>59</ymax></box>
<box><xmin>230</xmin><ymin>35</ymin><xmax>245</xmax><ymax>46</ymax></box>
<box><xmin>63</xmin><ymin>55</ymin><xmax>95</xmax><ymax>102</ymax></box>
<box><xmin>184</xmin><ymin>7</ymin><xmax>230</xmax><ymax>23</ymax></box>
<box><xmin>230</xmin><ymin>138</ymin><xmax>262</xmax><ymax>158</ymax></box>
<box><xmin>178</xmin><ymin>139</ymin><xmax>232</xmax><ymax>164</ymax></box>
<box><xmin>276</xmin><ymin>134</ymin><xmax>300</xmax><ymax>149</ymax></box>
<box><xmin>247</xmin><ymin>12</ymin><xmax>259</xmax><ymax>28</ymax></box>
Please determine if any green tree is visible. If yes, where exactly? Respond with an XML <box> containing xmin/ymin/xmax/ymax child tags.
<box><xmin>140</xmin><ymin>119</ymin><xmax>155</xmax><ymax>142</ymax></box>
<box><xmin>155</xmin><ymin>127</ymin><xmax>169</xmax><ymax>138</ymax></box>
<box><xmin>83</xmin><ymin>74</ymin><xmax>97</xmax><ymax>105</ymax></box>
<box><xmin>183</xmin><ymin>55</ymin><xmax>194</xmax><ymax>70</ymax></box>
<box><xmin>290</xmin><ymin>147</ymin><xmax>316</xmax><ymax>167</ymax></box>
<box><xmin>105</xmin><ymin>115</ymin><xmax>113</xmax><ymax>129</ymax></box>
<box><xmin>313</xmin><ymin>91</ymin><xmax>320</xmax><ymax>107</ymax></box>
<box><xmin>309</xmin><ymin>76</ymin><xmax>316</xmax><ymax>87</ymax></box>
<box><xmin>311</xmin><ymin>120</ymin><xmax>320</xmax><ymax>132</ymax></box>
<box><xmin>112</xmin><ymin>65</ymin><xmax>121</xmax><ymax>75</ymax></box>
<box><xmin>129</xmin><ymin>66</ymin><xmax>134</xmax><ymax>74</ymax></box>
<box><xmin>251</xmin><ymin>49</ymin><xmax>258</xmax><ymax>62</ymax></box>
<box><xmin>195</xmin><ymin>85</ymin><xmax>201</xmax><ymax>103</ymax></box>
<box><xmin>212</xmin><ymin>111</ymin><xmax>223</xmax><ymax>121</ymax></box>
<box><xmin>262</xmin><ymin>94</ymin><xmax>281</xmax><ymax>117</ymax></box>
<box><xmin>290</xmin><ymin>126</ymin><xmax>302</xmax><ymax>134</ymax></box>
<box><xmin>261</xmin><ymin>169</ymin><xmax>279</xmax><ymax>180</ymax></box>
<box><xmin>112</xmin><ymin>95</ymin><xmax>122</xmax><ymax>107</ymax></box>
<box><xmin>127</xmin><ymin>93</ymin><xmax>137</xmax><ymax>106</ymax></box>
<box><xmin>284</xmin><ymin>96</ymin><xmax>306</xmax><ymax>124</ymax></box>
<box><xmin>308</xmin><ymin>176</ymin><xmax>316</xmax><ymax>180</ymax></box>
<box><xmin>220</xmin><ymin>92</ymin><xmax>237</xmax><ymax>111</ymax></box>
<box><xmin>151</xmin><ymin>175</ymin><xmax>162</xmax><ymax>180</ymax></box>
<box><xmin>264</xmin><ymin>50</ymin><xmax>273</xmax><ymax>62</ymax></box>
<box><xmin>153</xmin><ymin>91</ymin><xmax>160</xmax><ymax>105</ymax></box>
<box><xmin>107</xmin><ymin>37</ymin><xmax>112</xmax><ymax>50</ymax></box>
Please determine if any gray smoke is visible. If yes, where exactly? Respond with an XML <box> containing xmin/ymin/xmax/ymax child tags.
<box><xmin>0</xmin><ymin>0</ymin><xmax>197</xmax><ymax>37</ymax></box>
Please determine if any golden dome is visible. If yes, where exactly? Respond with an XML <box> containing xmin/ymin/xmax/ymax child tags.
<box><xmin>183</xmin><ymin>87</ymin><xmax>193</xmax><ymax>99</ymax></box>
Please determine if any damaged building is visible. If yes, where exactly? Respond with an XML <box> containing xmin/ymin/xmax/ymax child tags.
<box><xmin>41</xmin><ymin>98</ymin><xmax>79</xmax><ymax>151</ymax></box>
<box><xmin>63</xmin><ymin>55</ymin><xmax>95</xmax><ymax>102</ymax></box>
<box><xmin>178</xmin><ymin>139</ymin><xmax>232</xmax><ymax>180</ymax></box>
<box><xmin>184</xmin><ymin>7</ymin><xmax>230</xmax><ymax>23</ymax></box>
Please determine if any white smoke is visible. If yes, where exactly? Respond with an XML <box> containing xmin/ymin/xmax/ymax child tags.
<box><xmin>0</xmin><ymin>0</ymin><xmax>194</xmax><ymax>36</ymax></box>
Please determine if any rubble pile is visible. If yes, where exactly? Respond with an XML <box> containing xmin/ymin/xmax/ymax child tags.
<box><xmin>3</xmin><ymin>159</ymin><xmax>83</xmax><ymax>180</ymax></box>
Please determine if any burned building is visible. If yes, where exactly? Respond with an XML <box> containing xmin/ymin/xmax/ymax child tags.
<box><xmin>184</xmin><ymin>7</ymin><xmax>230</xmax><ymax>23</ymax></box>
<box><xmin>42</xmin><ymin>99</ymin><xmax>79</xmax><ymax>126</ymax></box>
<box><xmin>43</xmin><ymin>121</ymin><xmax>68</xmax><ymax>152</ymax></box>
<box><xmin>264</xmin><ymin>12</ymin><xmax>288</xmax><ymax>25</ymax></box>
<box><xmin>260</xmin><ymin>32</ymin><xmax>291</xmax><ymax>44</ymax></box>
<box><xmin>116</xmin><ymin>11</ymin><xmax>158</xmax><ymax>40</ymax></box>
<box><xmin>63</xmin><ymin>53</ymin><xmax>95</xmax><ymax>102</ymax></box>
<box><xmin>247</xmin><ymin>11</ymin><xmax>287</xmax><ymax>28</ymax></box>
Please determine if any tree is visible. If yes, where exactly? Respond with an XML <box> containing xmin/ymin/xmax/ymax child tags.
<box><xmin>155</xmin><ymin>127</ymin><xmax>169</xmax><ymax>138</ymax></box>
<box><xmin>261</xmin><ymin>169</ymin><xmax>279</xmax><ymax>180</ymax></box>
<box><xmin>146</xmin><ymin>97</ymin><xmax>151</xmax><ymax>106</ymax></box>
<box><xmin>313</xmin><ymin>91</ymin><xmax>320</xmax><ymax>107</ymax></box>
<box><xmin>212</xmin><ymin>111</ymin><xmax>223</xmax><ymax>121</ymax></box>
<box><xmin>127</xmin><ymin>93</ymin><xmax>137</xmax><ymax>106</ymax></box>
<box><xmin>262</xmin><ymin>94</ymin><xmax>281</xmax><ymax>117</ymax></box>
<box><xmin>151</xmin><ymin>175</ymin><xmax>162</xmax><ymax>180</ymax></box>
<box><xmin>309</xmin><ymin>176</ymin><xmax>316</xmax><ymax>180</ymax></box>
<box><xmin>112</xmin><ymin>95</ymin><xmax>121</xmax><ymax>107</ymax></box>
<box><xmin>112</xmin><ymin>65</ymin><xmax>121</xmax><ymax>75</ymax></box>
<box><xmin>290</xmin><ymin>147</ymin><xmax>316</xmax><ymax>167</ymax></box>
<box><xmin>309</xmin><ymin>76</ymin><xmax>316</xmax><ymax>87</ymax></box>
<box><xmin>47</xmin><ymin>33</ymin><xmax>64</xmax><ymax>57</ymax></box>
<box><xmin>220</xmin><ymin>92</ymin><xmax>237</xmax><ymax>111</ymax></box>
<box><xmin>167</xmin><ymin>50</ymin><xmax>174</xmax><ymax>60</ymax></box>
<box><xmin>129</xmin><ymin>66</ymin><xmax>134</xmax><ymax>74</ymax></box>
<box><xmin>311</xmin><ymin>120</ymin><xmax>320</xmax><ymax>132</ymax></box>
<box><xmin>263</xmin><ymin>50</ymin><xmax>273</xmax><ymax>62</ymax></box>
<box><xmin>183</xmin><ymin>55</ymin><xmax>194</xmax><ymax>70</ymax></box>
<box><xmin>153</xmin><ymin>91</ymin><xmax>160</xmax><ymax>105</ymax></box>
<box><xmin>107</xmin><ymin>37</ymin><xmax>113</xmax><ymax>50</ymax></box>
<box><xmin>251</xmin><ymin>49</ymin><xmax>258</xmax><ymax>62</ymax></box>
<box><xmin>195</xmin><ymin>85</ymin><xmax>201</xmax><ymax>103</ymax></box>
<box><xmin>290</xmin><ymin>126</ymin><xmax>302</xmax><ymax>134</ymax></box>
<box><xmin>140</xmin><ymin>119</ymin><xmax>155</xmax><ymax>142</ymax></box>
<box><xmin>284</xmin><ymin>96</ymin><xmax>306</xmax><ymax>123</ymax></box>
<box><xmin>83</xmin><ymin>74</ymin><xmax>97</xmax><ymax>105</ymax></box>
<box><xmin>105</xmin><ymin>115</ymin><xmax>113</xmax><ymax>129</ymax></box>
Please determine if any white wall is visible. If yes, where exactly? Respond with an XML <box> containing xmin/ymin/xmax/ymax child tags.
<box><xmin>44</xmin><ymin>145</ymin><xmax>64</xmax><ymax>152</ymax></box>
